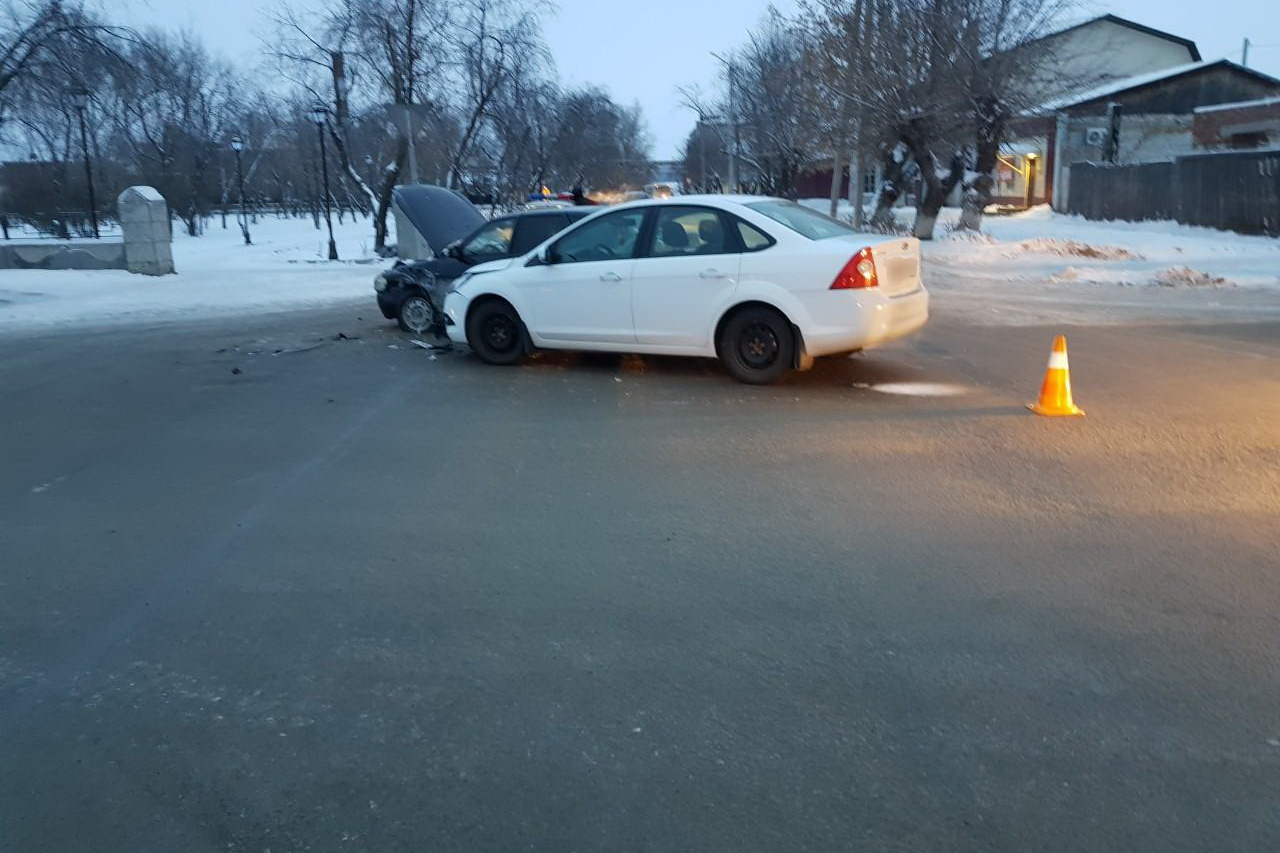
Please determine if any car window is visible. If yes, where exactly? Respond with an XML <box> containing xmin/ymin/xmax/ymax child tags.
<box><xmin>462</xmin><ymin>218</ymin><xmax>514</xmax><ymax>263</ymax></box>
<box><xmin>744</xmin><ymin>200</ymin><xmax>852</xmax><ymax>240</ymax></box>
<box><xmin>511</xmin><ymin>215</ymin><xmax>568</xmax><ymax>256</ymax></box>
<box><xmin>735</xmin><ymin>218</ymin><xmax>775</xmax><ymax>252</ymax></box>
<box><xmin>553</xmin><ymin>209</ymin><xmax>645</xmax><ymax>263</ymax></box>
<box><xmin>648</xmin><ymin>207</ymin><xmax>735</xmax><ymax>258</ymax></box>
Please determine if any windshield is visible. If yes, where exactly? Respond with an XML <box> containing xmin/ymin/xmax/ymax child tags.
<box><xmin>745</xmin><ymin>200</ymin><xmax>853</xmax><ymax>240</ymax></box>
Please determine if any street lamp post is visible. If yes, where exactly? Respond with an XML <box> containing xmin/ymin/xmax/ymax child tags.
<box><xmin>229</xmin><ymin>135</ymin><xmax>251</xmax><ymax>245</ymax></box>
<box><xmin>68</xmin><ymin>88</ymin><xmax>99</xmax><ymax>239</ymax></box>
<box><xmin>310</xmin><ymin>103</ymin><xmax>338</xmax><ymax>261</ymax></box>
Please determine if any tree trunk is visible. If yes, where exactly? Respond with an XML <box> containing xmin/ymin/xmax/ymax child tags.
<box><xmin>870</xmin><ymin>143</ymin><xmax>907</xmax><ymax>230</ymax></box>
<box><xmin>374</xmin><ymin>136</ymin><xmax>409</xmax><ymax>255</ymax></box>
<box><xmin>900</xmin><ymin>118</ymin><xmax>964</xmax><ymax>240</ymax></box>
<box><xmin>957</xmin><ymin>99</ymin><xmax>1005</xmax><ymax>232</ymax></box>
<box><xmin>848</xmin><ymin>147</ymin><xmax>863</xmax><ymax>230</ymax></box>
<box><xmin>911</xmin><ymin>151</ymin><xmax>964</xmax><ymax>240</ymax></box>
<box><xmin>828</xmin><ymin>154</ymin><xmax>842</xmax><ymax>219</ymax></box>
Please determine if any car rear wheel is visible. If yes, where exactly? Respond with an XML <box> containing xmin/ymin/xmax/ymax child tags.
<box><xmin>466</xmin><ymin>300</ymin><xmax>527</xmax><ymax>365</ymax></box>
<box><xmin>716</xmin><ymin>306</ymin><xmax>794</xmax><ymax>385</ymax></box>
<box><xmin>397</xmin><ymin>292</ymin><xmax>436</xmax><ymax>334</ymax></box>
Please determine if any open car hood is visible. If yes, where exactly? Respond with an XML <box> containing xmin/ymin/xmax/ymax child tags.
<box><xmin>392</xmin><ymin>185</ymin><xmax>487</xmax><ymax>254</ymax></box>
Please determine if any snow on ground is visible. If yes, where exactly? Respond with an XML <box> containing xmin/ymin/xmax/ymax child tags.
<box><xmin>0</xmin><ymin>214</ymin><xmax>390</xmax><ymax>334</ymax></box>
<box><xmin>802</xmin><ymin>200</ymin><xmax>1280</xmax><ymax>326</ymax></box>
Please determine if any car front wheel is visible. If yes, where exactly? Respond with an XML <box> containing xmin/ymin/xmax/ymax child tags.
<box><xmin>397</xmin><ymin>292</ymin><xmax>436</xmax><ymax>334</ymax></box>
<box><xmin>466</xmin><ymin>300</ymin><xmax>528</xmax><ymax>365</ymax></box>
<box><xmin>716</xmin><ymin>306</ymin><xmax>795</xmax><ymax>385</ymax></box>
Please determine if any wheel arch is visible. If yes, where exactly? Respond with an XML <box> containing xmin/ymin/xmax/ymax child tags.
<box><xmin>714</xmin><ymin>300</ymin><xmax>810</xmax><ymax>370</ymax></box>
<box><xmin>463</xmin><ymin>291</ymin><xmax>532</xmax><ymax>354</ymax></box>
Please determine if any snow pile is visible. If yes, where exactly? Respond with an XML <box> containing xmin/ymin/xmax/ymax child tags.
<box><xmin>916</xmin><ymin>205</ymin><xmax>1280</xmax><ymax>292</ymax></box>
<box><xmin>1010</xmin><ymin>238</ymin><xmax>1141</xmax><ymax>260</ymax></box>
<box><xmin>941</xmin><ymin>229</ymin><xmax>996</xmax><ymax>245</ymax></box>
<box><xmin>0</xmin><ymin>214</ymin><xmax>393</xmax><ymax>333</ymax></box>
<box><xmin>891</xmin><ymin>204</ymin><xmax>1280</xmax><ymax>325</ymax></box>
<box><xmin>1152</xmin><ymin>266</ymin><xmax>1228</xmax><ymax>288</ymax></box>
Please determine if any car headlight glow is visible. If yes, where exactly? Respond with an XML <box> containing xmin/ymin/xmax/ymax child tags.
<box><xmin>374</xmin><ymin>274</ymin><xmax>388</xmax><ymax>292</ymax></box>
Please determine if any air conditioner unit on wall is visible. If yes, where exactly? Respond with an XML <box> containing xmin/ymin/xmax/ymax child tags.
<box><xmin>1084</xmin><ymin>128</ymin><xmax>1107</xmax><ymax>146</ymax></box>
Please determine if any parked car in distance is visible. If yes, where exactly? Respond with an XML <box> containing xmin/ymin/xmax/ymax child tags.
<box><xmin>375</xmin><ymin>207</ymin><xmax>593</xmax><ymax>333</ymax></box>
<box><xmin>442</xmin><ymin>196</ymin><xmax>929</xmax><ymax>384</ymax></box>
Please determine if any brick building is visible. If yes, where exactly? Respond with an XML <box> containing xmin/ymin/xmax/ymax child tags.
<box><xmin>1192</xmin><ymin>96</ymin><xmax>1280</xmax><ymax>150</ymax></box>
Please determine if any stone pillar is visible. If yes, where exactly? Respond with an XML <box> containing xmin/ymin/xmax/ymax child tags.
<box><xmin>117</xmin><ymin>186</ymin><xmax>175</xmax><ymax>275</ymax></box>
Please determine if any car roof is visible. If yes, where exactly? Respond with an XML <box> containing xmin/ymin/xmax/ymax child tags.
<box><xmin>605</xmin><ymin>194</ymin><xmax>784</xmax><ymax>211</ymax></box>
<box><xmin>505</xmin><ymin>207</ymin><xmax>592</xmax><ymax>219</ymax></box>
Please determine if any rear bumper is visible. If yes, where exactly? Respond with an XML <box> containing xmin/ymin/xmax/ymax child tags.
<box><xmin>797</xmin><ymin>286</ymin><xmax>929</xmax><ymax>357</ymax></box>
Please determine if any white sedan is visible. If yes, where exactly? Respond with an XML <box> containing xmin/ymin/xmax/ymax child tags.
<box><xmin>443</xmin><ymin>196</ymin><xmax>928</xmax><ymax>384</ymax></box>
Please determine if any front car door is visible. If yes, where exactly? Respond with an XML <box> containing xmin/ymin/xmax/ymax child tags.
<box><xmin>630</xmin><ymin>206</ymin><xmax>743</xmax><ymax>347</ymax></box>
<box><xmin>521</xmin><ymin>208</ymin><xmax>646</xmax><ymax>344</ymax></box>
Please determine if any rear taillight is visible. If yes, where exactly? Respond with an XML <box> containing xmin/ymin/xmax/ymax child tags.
<box><xmin>830</xmin><ymin>247</ymin><xmax>878</xmax><ymax>290</ymax></box>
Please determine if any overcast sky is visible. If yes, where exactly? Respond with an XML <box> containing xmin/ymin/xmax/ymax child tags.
<box><xmin>119</xmin><ymin>0</ymin><xmax>1280</xmax><ymax>159</ymax></box>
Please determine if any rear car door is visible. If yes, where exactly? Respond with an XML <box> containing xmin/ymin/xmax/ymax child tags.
<box><xmin>510</xmin><ymin>213</ymin><xmax>571</xmax><ymax>257</ymax></box>
<box><xmin>630</xmin><ymin>206</ymin><xmax>742</xmax><ymax>347</ymax></box>
<box><xmin>521</xmin><ymin>208</ymin><xmax>645</xmax><ymax>344</ymax></box>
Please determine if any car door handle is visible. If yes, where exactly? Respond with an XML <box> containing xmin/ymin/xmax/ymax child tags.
<box><xmin>700</xmin><ymin>269</ymin><xmax>729</xmax><ymax>279</ymax></box>
<box><xmin>599</xmin><ymin>272</ymin><xmax>623</xmax><ymax>282</ymax></box>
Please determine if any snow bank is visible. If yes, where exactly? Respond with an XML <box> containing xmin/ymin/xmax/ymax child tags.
<box><xmin>799</xmin><ymin>199</ymin><xmax>1280</xmax><ymax>325</ymax></box>
<box><xmin>922</xmin><ymin>206</ymin><xmax>1280</xmax><ymax>325</ymax></box>
<box><xmin>0</xmin><ymin>214</ymin><xmax>392</xmax><ymax>333</ymax></box>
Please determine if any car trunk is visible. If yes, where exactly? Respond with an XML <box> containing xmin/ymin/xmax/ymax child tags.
<box><xmin>867</xmin><ymin>237</ymin><xmax>922</xmax><ymax>298</ymax></box>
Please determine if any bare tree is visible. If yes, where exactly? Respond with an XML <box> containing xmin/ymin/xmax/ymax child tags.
<box><xmin>444</xmin><ymin>0</ymin><xmax>550</xmax><ymax>190</ymax></box>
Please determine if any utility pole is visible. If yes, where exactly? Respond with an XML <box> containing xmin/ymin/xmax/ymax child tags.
<box><xmin>1242</xmin><ymin>38</ymin><xmax>1251</xmax><ymax>67</ymax></box>
<box><xmin>698</xmin><ymin>116</ymin><xmax>708</xmax><ymax>192</ymax></box>
<box><xmin>1103</xmin><ymin>102</ymin><xmax>1123</xmax><ymax>165</ymax></box>
<box><xmin>711</xmin><ymin>51</ymin><xmax>740</xmax><ymax>193</ymax></box>
<box><xmin>404</xmin><ymin>104</ymin><xmax>420</xmax><ymax>184</ymax></box>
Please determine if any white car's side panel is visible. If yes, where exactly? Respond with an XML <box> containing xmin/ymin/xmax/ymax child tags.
<box><xmin>630</xmin><ymin>253</ymin><xmax>741</xmax><ymax>348</ymax></box>
<box><xmin>443</xmin><ymin>195</ymin><xmax>930</xmax><ymax>368</ymax></box>
<box><xmin>521</xmin><ymin>259</ymin><xmax>637</xmax><ymax>344</ymax></box>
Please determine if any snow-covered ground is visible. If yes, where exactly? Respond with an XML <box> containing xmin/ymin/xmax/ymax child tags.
<box><xmin>2</xmin><ymin>202</ymin><xmax>1278</xmax><ymax>335</ymax></box>
<box><xmin>0</xmin><ymin>214</ymin><xmax>389</xmax><ymax>334</ymax></box>
<box><xmin>802</xmin><ymin>200</ymin><xmax>1280</xmax><ymax>326</ymax></box>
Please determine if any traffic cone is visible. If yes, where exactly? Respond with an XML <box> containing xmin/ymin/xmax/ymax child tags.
<box><xmin>1028</xmin><ymin>335</ymin><xmax>1085</xmax><ymax>417</ymax></box>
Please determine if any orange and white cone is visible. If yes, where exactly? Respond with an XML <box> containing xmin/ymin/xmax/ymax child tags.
<box><xmin>1028</xmin><ymin>335</ymin><xmax>1085</xmax><ymax>417</ymax></box>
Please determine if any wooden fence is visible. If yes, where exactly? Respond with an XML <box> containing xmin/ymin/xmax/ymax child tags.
<box><xmin>1067</xmin><ymin>151</ymin><xmax>1280</xmax><ymax>237</ymax></box>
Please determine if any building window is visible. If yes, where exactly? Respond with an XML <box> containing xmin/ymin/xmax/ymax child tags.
<box><xmin>1228</xmin><ymin>132</ymin><xmax>1268</xmax><ymax>149</ymax></box>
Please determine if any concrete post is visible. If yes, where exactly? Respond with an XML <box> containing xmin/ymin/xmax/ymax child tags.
<box><xmin>117</xmin><ymin>186</ymin><xmax>175</xmax><ymax>275</ymax></box>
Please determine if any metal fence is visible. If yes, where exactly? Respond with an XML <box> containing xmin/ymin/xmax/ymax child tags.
<box><xmin>1067</xmin><ymin>151</ymin><xmax>1280</xmax><ymax>237</ymax></box>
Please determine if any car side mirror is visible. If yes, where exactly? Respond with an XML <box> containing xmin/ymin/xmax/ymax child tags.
<box><xmin>527</xmin><ymin>246</ymin><xmax>559</xmax><ymax>267</ymax></box>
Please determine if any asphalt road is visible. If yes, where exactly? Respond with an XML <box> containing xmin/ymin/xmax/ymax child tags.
<box><xmin>2</xmin><ymin>303</ymin><xmax>1278</xmax><ymax>852</ymax></box>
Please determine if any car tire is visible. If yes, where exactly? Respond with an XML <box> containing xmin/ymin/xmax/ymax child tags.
<box><xmin>396</xmin><ymin>292</ymin><xmax>436</xmax><ymax>334</ymax></box>
<box><xmin>716</xmin><ymin>306</ymin><xmax>795</xmax><ymax>385</ymax></box>
<box><xmin>466</xmin><ymin>299</ymin><xmax>528</xmax><ymax>366</ymax></box>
